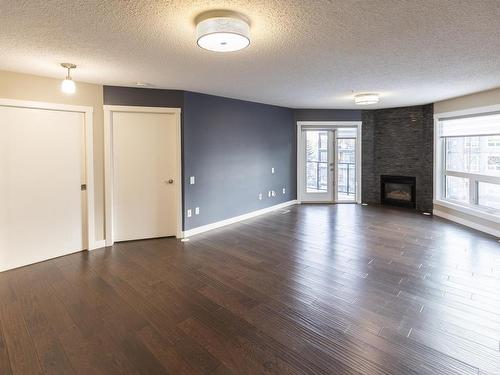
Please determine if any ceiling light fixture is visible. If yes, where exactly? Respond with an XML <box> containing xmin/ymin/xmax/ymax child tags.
<box><xmin>196</xmin><ymin>11</ymin><xmax>250</xmax><ymax>52</ymax></box>
<box><xmin>60</xmin><ymin>63</ymin><xmax>76</xmax><ymax>94</ymax></box>
<box><xmin>354</xmin><ymin>93</ymin><xmax>380</xmax><ymax>106</ymax></box>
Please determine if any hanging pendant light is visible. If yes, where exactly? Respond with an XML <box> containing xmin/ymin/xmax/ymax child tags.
<box><xmin>60</xmin><ymin>63</ymin><xmax>76</xmax><ymax>94</ymax></box>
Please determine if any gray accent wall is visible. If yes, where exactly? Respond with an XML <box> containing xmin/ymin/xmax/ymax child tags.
<box><xmin>361</xmin><ymin>104</ymin><xmax>434</xmax><ymax>211</ymax></box>
<box><xmin>103</xmin><ymin>86</ymin><xmax>295</xmax><ymax>231</ymax></box>
<box><xmin>294</xmin><ymin>109</ymin><xmax>361</xmax><ymax>122</ymax></box>
<box><xmin>103</xmin><ymin>86</ymin><xmax>184</xmax><ymax>108</ymax></box>
<box><xmin>183</xmin><ymin>92</ymin><xmax>295</xmax><ymax>230</ymax></box>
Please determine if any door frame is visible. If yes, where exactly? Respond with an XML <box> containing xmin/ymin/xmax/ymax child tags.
<box><xmin>297</xmin><ymin>121</ymin><xmax>362</xmax><ymax>204</ymax></box>
<box><xmin>0</xmin><ymin>98</ymin><xmax>97</xmax><ymax>250</ymax></box>
<box><xmin>104</xmin><ymin>105</ymin><xmax>183</xmax><ymax>245</ymax></box>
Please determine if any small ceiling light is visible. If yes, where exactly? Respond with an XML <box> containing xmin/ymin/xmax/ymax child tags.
<box><xmin>196</xmin><ymin>11</ymin><xmax>250</xmax><ymax>52</ymax></box>
<box><xmin>354</xmin><ymin>93</ymin><xmax>380</xmax><ymax>106</ymax></box>
<box><xmin>60</xmin><ymin>63</ymin><xmax>76</xmax><ymax>94</ymax></box>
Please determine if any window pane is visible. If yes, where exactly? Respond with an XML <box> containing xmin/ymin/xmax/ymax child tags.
<box><xmin>478</xmin><ymin>182</ymin><xmax>500</xmax><ymax>210</ymax></box>
<box><xmin>445</xmin><ymin>136</ymin><xmax>500</xmax><ymax>176</ymax></box>
<box><xmin>445</xmin><ymin>176</ymin><xmax>469</xmax><ymax>203</ymax></box>
<box><xmin>337</xmin><ymin>138</ymin><xmax>356</xmax><ymax>201</ymax></box>
<box><xmin>306</xmin><ymin>131</ymin><xmax>328</xmax><ymax>193</ymax></box>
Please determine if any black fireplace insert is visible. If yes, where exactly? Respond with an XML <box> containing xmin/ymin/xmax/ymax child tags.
<box><xmin>380</xmin><ymin>175</ymin><xmax>416</xmax><ymax>208</ymax></box>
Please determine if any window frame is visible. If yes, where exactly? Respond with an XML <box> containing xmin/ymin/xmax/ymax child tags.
<box><xmin>434</xmin><ymin>105</ymin><xmax>500</xmax><ymax>222</ymax></box>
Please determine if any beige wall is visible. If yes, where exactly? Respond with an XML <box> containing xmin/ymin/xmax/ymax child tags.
<box><xmin>434</xmin><ymin>87</ymin><xmax>500</xmax><ymax>113</ymax></box>
<box><xmin>0</xmin><ymin>70</ymin><xmax>105</xmax><ymax>240</ymax></box>
<box><xmin>434</xmin><ymin>86</ymin><xmax>500</xmax><ymax>237</ymax></box>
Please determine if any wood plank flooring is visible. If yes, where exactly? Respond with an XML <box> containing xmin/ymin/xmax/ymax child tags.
<box><xmin>1</xmin><ymin>204</ymin><xmax>500</xmax><ymax>374</ymax></box>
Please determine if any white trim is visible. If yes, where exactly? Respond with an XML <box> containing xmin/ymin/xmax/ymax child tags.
<box><xmin>433</xmin><ymin>208</ymin><xmax>500</xmax><ymax>238</ymax></box>
<box><xmin>0</xmin><ymin>98</ymin><xmax>95</xmax><ymax>114</ymax></box>
<box><xmin>103</xmin><ymin>105</ymin><xmax>183</xmax><ymax>246</ymax></box>
<box><xmin>434</xmin><ymin>199</ymin><xmax>500</xmax><ymax>223</ymax></box>
<box><xmin>297</xmin><ymin>121</ymin><xmax>363</xmax><ymax>128</ymax></box>
<box><xmin>333</xmin><ymin>130</ymin><xmax>338</xmax><ymax>202</ymax></box>
<box><xmin>183</xmin><ymin>200</ymin><xmax>298</xmax><ymax>237</ymax></box>
<box><xmin>442</xmin><ymin>170</ymin><xmax>500</xmax><ymax>183</ymax></box>
<box><xmin>296</xmin><ymin>121</ymin><xmax>362</xmax><ymax>204</ymax></box>
<box><xmin>0</xmin><ymin>98</ymin><xmax>98</xmax><ymax>251</ymax></box>
<box><xmin>92</xmin><ymin>240</ymin><xmax>106</xmax><ymax>249</ymax></box>
<box><xmin>103</xmin><ymin>105</ymin><xmax>180</xmax><ymax>115</ymax></box>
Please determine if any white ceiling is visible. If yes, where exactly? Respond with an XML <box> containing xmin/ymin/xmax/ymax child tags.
<box><xmin>1</xmin><ymin>0</ymin><xmax>500</xmax><ymax>109</ymax></box>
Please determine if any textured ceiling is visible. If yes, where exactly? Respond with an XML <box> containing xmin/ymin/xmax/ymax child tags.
<box><xmin>1</xmin><ymin>0</ymin><xmax>500</xmax><ymax>109</ymax></box>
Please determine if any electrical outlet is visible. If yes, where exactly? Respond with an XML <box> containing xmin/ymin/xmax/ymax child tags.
<box><xmin>258</xmin><ymin>193</ymin><xmax>263</xmax><ymax>200</ymax></box>
<box><xmin>190</xmin><ymin>176</ymin><xmax>195</xmax><ymax>184</ymax></box>
<box><xmin>187</xmin><ymin>209</ymin><xmax>192</xmax><ymax>218</ymax></box>
<box><xmin>271</xmin><ymin>167</ymin><xmax>275</xmax><ymax>174</ymax></box>
<box><xmin>195</xmin><ymin>207</ymin><xmax>200</xmax><ymax>215</ymax></box>
<box><xmin>271</xmin><ymin>190</ymin><xmax>276</xmax><ymax>197</ymax></box>
<box><xmin>282</xmin><ymin>188</ymin><xmax>286</xmax><ymax>194</ymax></box>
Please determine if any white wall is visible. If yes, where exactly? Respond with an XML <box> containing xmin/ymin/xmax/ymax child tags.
<box><xmin>434</xmin><ymin>87</ymin><xmax>500</xmax><ymax>113</ymax></box>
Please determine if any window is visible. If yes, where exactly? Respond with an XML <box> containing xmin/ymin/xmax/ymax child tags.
<box><xmin>438</xmin><ymin>112</ymin><xmax>500</xmax><ymax>215</ymax></box>
<box><xmin>488</xmin><ymin>136</ymin><xmax>500</xmax><ymax>148</ymax></box>
<box><xmin>445</xmin><ymin>136</ymin><xmax>500</xmax><ymax>176</ymax></box>
<box><xmin>445</xmin><ymin>175</ymin><xmax>469</xmax><ymax>203</ymax></box>
<box><xmin>478</xmin><ymin>182</ymin><xmax>500</xmax><ymax>210</ymax></box>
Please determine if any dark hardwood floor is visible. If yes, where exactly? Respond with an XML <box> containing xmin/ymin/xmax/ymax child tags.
<box><xmin>1</xmin><ymin>204</ymin><xmax>500</xmax><ymax>374</ymax></box>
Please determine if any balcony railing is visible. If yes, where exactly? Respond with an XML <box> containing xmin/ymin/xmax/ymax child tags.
<box><xmin>306</xmin><ymin>161</ymin><xmax>328</xmax><ymax>191</ymax></box>
<box><xmin>338</xmin><ymin>162</ymin><xmax>355</xmax><ymax>195</ymax></box>
<box><xmin>306</xmin><ymin>161</ymin><xmax>355</xmax><ymax>194</ymax></box>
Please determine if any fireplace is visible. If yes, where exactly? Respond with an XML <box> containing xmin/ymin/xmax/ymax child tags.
<box><xmin>381</xmin><ymin>175</ymin><xmax>416</xmax><ymax>208</ymax></box>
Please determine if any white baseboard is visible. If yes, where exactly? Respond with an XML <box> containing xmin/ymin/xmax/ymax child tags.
<box><xmin>433</xmin><ymin>209</ymin><xmax>500</xmax><ymax>238</ymax></box>
<box><xmin>183</xmin><ymin>200</ymin><xmax>298</xmax><ymax>238</ymax></box>
<box><xmin>89</xmin><ymin>240</ymin><xmax>106</xmax><ymax>250</ymax></box>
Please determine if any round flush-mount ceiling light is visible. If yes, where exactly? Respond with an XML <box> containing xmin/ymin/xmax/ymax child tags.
<box><xmin>196</xmin><ymin>10</ymin><xmax>250</xmax><ymax>52</ymax></box>
<box><xmin>354</xmin><ymin>93</ymin><xmax>380</xmax><ymax>106</ymax></box>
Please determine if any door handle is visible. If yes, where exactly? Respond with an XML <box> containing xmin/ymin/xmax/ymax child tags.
<box><xmin>165</xmin><ymin>179</ymin><xmax>174</xmax><ymax>184</ymax></box>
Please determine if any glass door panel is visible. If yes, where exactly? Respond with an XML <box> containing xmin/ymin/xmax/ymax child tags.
<box><xmin>337</xmin><ymin>137</ymin><xmax>356</xmax><ymax>202</ymax></box>
<box><xmin>301</xmin><ymin>130</ymin><xmax>334</xmax><ymax>202</ymax></box>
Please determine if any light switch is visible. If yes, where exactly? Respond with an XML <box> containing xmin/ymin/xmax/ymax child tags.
<box><xmin>268</xmin><ymin>191</ymin><xmax>272</xmax><ymax>197</ymax></box>
<box><xmin>258</xmin><ymin>193</ymin><xmax>263</xmax><ymax>200</ymax></box>
<box><xmin>190</xmin><ymin>176</ymin><xmax>195</xmax><ymax>184</ymax></box>
<box><xmin>195</xmin><ymin>207</ymin><xmax>200</xmax><ymax>215</ymax></box>
<box><xmin>282</xmin><ymin>188</ymin><xmax>286</xmax><ymax>194</ymax></box>
<box><xmin>271</xmin><ymin>190</ymin><xmax>276</xmax><ymax>197</ymax></box>
<box><xmin>187</xmin><ymin>209</ymin><xmax>192</xmax><ymax>217</ymax></box>
<box><xmin>271</xmin><ymin>167</ymin><xmax>275</xmax><ymax>174</ymax></box>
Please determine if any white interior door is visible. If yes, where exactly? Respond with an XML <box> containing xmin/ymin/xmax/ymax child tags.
<box><xmin>300</xmin><ymin>129</ymin><xmax>335</xmax><ymax>202</ymax></box>
<box><xmin>112</xmin><ymin>111</ymin><xmax>177</xmax><ymax>241</ymax></box>
<box><xmin>0</xmin><ymin>106</ymin><xmax>85</xmax><ymax>272</ymax></box>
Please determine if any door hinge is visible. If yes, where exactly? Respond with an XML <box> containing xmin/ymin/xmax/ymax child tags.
<box><xmin>81</xmin><ymin>184</ymin><xmax>87</xmax><ymax>191</ymax></box>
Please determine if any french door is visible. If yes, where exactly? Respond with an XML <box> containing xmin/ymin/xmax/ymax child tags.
<box><xmin>298</xmin><ymin>123</ymin><xmax>361</xmax><ymax>203</ymax></box>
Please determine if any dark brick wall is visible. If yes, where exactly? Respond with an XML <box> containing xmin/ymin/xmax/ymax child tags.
<box><xmin>362</xmin><ymin>104</ymin><xmax>434</xmax><ymax>211</ymax></box>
